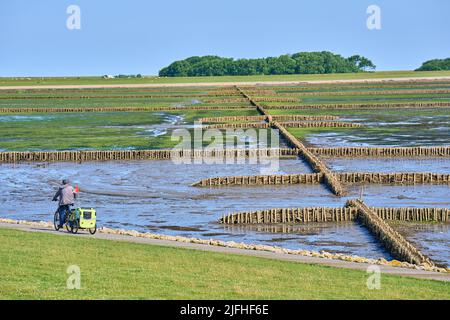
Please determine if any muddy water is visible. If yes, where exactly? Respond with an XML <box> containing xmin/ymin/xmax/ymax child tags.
<box><xmin>306</xmin><ymin>113</ymin><xmax>450</xmax><ymax>147</ymax></box>
<box><xmin>1</xmin><ymin>159</ymin><xmax>449</xmax><ymax>263</ymax></box>
<box><xmin>389</xmin><ymin>222</ymin><xmax>450</xmax><ymax>267</ymax></box>
<box><xmin>327</xmin><ymin>158</ymin><xmax>450</xmax><ymax>174</ymax></box>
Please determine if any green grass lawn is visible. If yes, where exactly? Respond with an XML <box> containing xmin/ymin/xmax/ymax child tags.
<box><xmin>0</xmin><ymin>228</ymin><xmax>449</xmax><ymax>300</ymax></box>
<box><xmin>1</xmin><ymin>70</ymin><xmax>450</xmax><ymax>86</ymax></box>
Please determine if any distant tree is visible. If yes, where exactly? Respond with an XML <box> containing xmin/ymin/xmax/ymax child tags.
<box><xmin>347</xmin><ymin>55</ymin><xmax>376</xmax><ymax>71</ymax></box>
<box><xmin>158</xmin><ymin>52</ymin><xmax>376</xmax><ymax>77</ymax></box>
<box><xmin>416</xmin><ymin>58</ymin><xmax>450</xmax><ymax>71</ymax></box>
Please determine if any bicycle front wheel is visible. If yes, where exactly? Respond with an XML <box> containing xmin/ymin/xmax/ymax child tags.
<box><xmin>53</xmin><ymin>211</ymin><xmax>60</xmax><ymax>231</ymax></box>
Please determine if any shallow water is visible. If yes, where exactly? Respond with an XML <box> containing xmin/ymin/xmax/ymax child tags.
<box><xmin>327</xmin><ymin>158</ymin><xmax>450</xmax><ymax>174</ymax></box>
<box><xmin>390</xmin><ymin>222</ymin><xmax>450</xmax><ymax>267</ymax></box>
<box><xmin>1</xmin><ymin>159</ymin><xmax>449</xmax><ymax>264</ymax></box>
<box><xmin>0</xmin><ymin>115</ymin><xmax>54</xmax><ymax>122</ymax></box>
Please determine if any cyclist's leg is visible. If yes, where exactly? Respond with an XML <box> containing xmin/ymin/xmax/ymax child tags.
<box><xmin>66</xmin><ymin>206</ymin><xmax>72</xmax><ymax>227</ymax></box>
<box><xmin>58</xmin><ymin>205</ymin><xmax>68</xmax><ymax>227</ymax></box>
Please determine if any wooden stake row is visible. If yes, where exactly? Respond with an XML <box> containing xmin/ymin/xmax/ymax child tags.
<box><xmin>264</xmin><ymin>102</ymin><xmax>450</xmax><ymax>109</ymax></box>
<box><xmin>347</xmin><ymin>199</ymin><xmax>435</xmax><ymax>266</ymax></box>
<box><xmin>220</xmin><ymin>206</ymin><xmax>449</xmax><ymax>224</ymax></box>
<box><xmin>308</xmin><ymin>146</ymin><xmax>450</xmax><ymax>157</ymax></box>
<box><xmin>0</xmin><ymin>148</ymin><xmax>298</xmax><ymax>163</ymax></box>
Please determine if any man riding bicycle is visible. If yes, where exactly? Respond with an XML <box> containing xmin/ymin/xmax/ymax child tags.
<box><xmin>52</xmin><ymin>179</ymin><xmax>77</xmax><ymax>229</ymax></box>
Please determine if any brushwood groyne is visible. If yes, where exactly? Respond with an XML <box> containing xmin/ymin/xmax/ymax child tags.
<box><xmin>220</xmin><ymin>207</ymin><xmax>449</xmax><ymax>224</ymax></box>
<box><xmin>0</xmin><ymin>148</ymin><xmax>298</xmax><ymax>163</ymax></box>
<box><xmin>192</xmin><ymin>172</ymin><xmax>450</xmax><ymax>187</ymax></box>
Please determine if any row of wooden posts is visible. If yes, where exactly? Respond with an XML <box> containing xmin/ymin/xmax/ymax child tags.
<box><xmin>253</xmin><ymin>97</ymin><xmax>299</xmax><ymax>103</ymax></box>
<box><xmin>192</xmin><ymin>173</ymin><xmax>323</xmax><ymax>187</ymax></box>
<box><xmin>0</xmin><ymin>94</ymin><xmax>216</xmax><ymax>100</ymax></box>
<box><xmin>203</xmin><ymin>120</ymin><xmax>361</xmax><ymax>129</ymax></box>
<box><xmin>278</xmin><ymin>121</ymin><xmax>361</xmax><ymax>128</ymax></box>
<box><xmin>2</xmin><ymin>100</ymin><xmax>446</xmax><ymax>114</ymax></box>
<box><xmin>252</xmin><ymin>81</ymin><xmax>450</xmax><ymax>91</ymax></box>
<box><xmin>199</xmin><ymin>115</ymin><xmax>339</xmax><ymax>122</ymax></box>
<box><xmin>236</xmin><ymin>87</ymin><xmax>348</xmax><ymax>196</ymax></box>
<box><xmin>192</xmin><ymin>172</ymin><xmax>450</xmax><ymax>187</ymax></box>
<box><xmin>2</xmin><ymin>146</ymin><xmax>449</xmax><ymax>164</ymax></box>
<box><xmin>219</xmin><ymin>206</ymin><xmax>449</xmax><ymax>224</ymax></box>
<box><xmin>203</xmin><ymin>122</ymin><xmax>271</xmax><ymax>129</ymax></box>
<box><xmin>203</xmin><ymin>98</ymin><xmax>249</xmax><ymax>104</ymax></box>
<box><xmin>337</xmin><ymin>172</ymin><xmax>450</xmax><ymax>184</ymax></box>
<box><xmin>3</xmin><ymin>87</ymin><xmax>221</xmax><ymax>94</ymax></box>
<box><xmin>270</xmin><ymin>120</ymin><xmax>346</xmax><ymax>196</ymax></box>
<box><xmin>264</xmin><ymin>102</ymin><xmax>450</xmax><ymax>109</ymax></box>
<box><xmin>0</xmin><ymin>106</ymin><xmax>255</xmax><ymax>113</ymax></box>
<box><xmin>258</xmin><ymin>88</ymin><xmax>450</xmax><ymax>97</ymax></box>
<box><xmin>0</xmin><ymin>148</ymin><xmax>302</xmax><ymax>163</ymax></box>
<box><xmin>347</xmin><ymin>199</ymin><xmax>435</xmax><ymax>266</ymax></box>
<box><xmin>309</xmin><ymin>146</ymin><xmax>450</xmax><ymax>157</ymax></box>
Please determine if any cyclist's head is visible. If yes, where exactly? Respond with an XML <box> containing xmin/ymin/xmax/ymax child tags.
<box><xmin>62</xmin><ymin>179</ymin><xmax>69</xmax><ymax>185</ymax></box>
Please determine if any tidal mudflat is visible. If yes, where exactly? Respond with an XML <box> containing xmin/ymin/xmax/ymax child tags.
<box><xmin>1</xmin><ymin>159</ymin><xmax>448</xmax><ymax>263</ymax></box>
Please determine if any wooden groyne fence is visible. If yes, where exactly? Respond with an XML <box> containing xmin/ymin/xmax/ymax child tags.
<box><xmin>278</xmin><ymin>121</ymin><xmax>361</xmax><ymax>128</ymax></box>
<box><xmin>0</xmin><ymin>91</ymin><xmax>250</xmax><ymax>99</ymax></box>
<box><xmin>338</xmin><ymin>172</ymin><xmax>450</xmax><ymax>184</ymax></box>
<box><xmin>2</xmin><ymin>146</ymin><xmax>449</xmax><ymax>164</ymax></box>
<box><xmin>199</xmin><ymin>115</ymin><xmax>340</xmax><ymax>122</ymax></box>
<box><xmin>252</xmin><ymin>97</ymin><xmax>300</xmax><ymax>103</ymax></box>
<box><xmin>203</xmin><ymin>122</ymin><xmax>270</xmax><ymax>130</ymax></box>
<box><xmin>254</xmin><ymin>80</ymin><xmax>450</xmax><ymax>90</ymax></box>
<box><xmin>258</xmin><ymin>89</ymin><xmax>450</xmax><ymax>97</ymax></box>
<box><xmin>202</xmin><ymin>121</ymin><xmax>361</xmax><ymax>130</ymax></box>
<box><xmin>0</xmin><ymin>105</ymin><xmax>255</xmax><ymax>113</ymax></box>
<box><xmin>0</xmin><ymin>148</ymin><xmax>300</xmax><ymax>163</ymax></box>
<box><xmin>347</xmin><ymin>199</ymin><xmax>435</xmax><ymax>266</ymax></box>
<box><xmin>236</xmin><ymin>87</ymin><xmax>353</xmax><ymax>197</ymax></box>
<box><xmin>270</xmin><ymin>120</ymin><xmax>346</xmax><ymax>196</ymax></box>
<box><xmin>0</xmin><ymin>94</ymin><xmax>216</xmax><ymax>100</ymax></box>
<box><xmin>263</xmin><ymin>102</ymin><xmax>450</xmax><ymax>110</ymax></box>
<box><xmin>308</xmin><ymin>146</ymin><xmax>450</xmax><ymax>157</ymax></box>
<box><xmin>192</xmin><ymin>173</ymin><xmax>323</xmax><ymax>187</ymax></box>
<box><xmin>219</xmin><ymin>199</ymin><xmax>444</xmax><ymax>266</ymax></box>
<box><xmin>219</xmin><ymin>206</ymin><xmax>449</xmax><ymax>224</ymax></box>
<box><xmin>221</xmin><ymin>207</ymin><xmax>358</xmax><ymax>224</ymax></box>
<box><xmin>192</xmin><ymin>172</ymin><xmax>450</xmax><ymax>187</ymax></box>
<box><xmin>203</xmin><ymin>98</ymin><xmax>248</xmax><ymax>104</ymax></box>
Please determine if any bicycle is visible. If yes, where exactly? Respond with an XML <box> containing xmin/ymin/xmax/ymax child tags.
<box><xmin>53</xmin><ymin>205</ymin><xmax>73</xmax><ymax>232</ymax></box>
<box><xmin>53</xmin><ymin>205</ymin><xmax>97</xmax><ymax>235</ymax></box>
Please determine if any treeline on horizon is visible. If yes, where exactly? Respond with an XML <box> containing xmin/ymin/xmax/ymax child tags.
<box><xmin>158</xmin><ymin>51</ymin><xmax>376</xmax><ymax>77</ymax></box>
<box><xmin>416</xmin><ymin>58</ymin><xmax>450</xmax><ymax>71</ymax></box>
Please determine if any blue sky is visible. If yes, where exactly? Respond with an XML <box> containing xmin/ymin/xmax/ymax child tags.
<box><xmin>0</xmin><ymin>0</ymin><xmax>448</xmax><ymax>76</ymax></box>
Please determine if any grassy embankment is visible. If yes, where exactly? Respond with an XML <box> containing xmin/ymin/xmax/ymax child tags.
<box><xmin>0</xmin><ymin>227</ymin><xmax>449</xmax><ymax>299</ymax></box>
<box><xmin>1</xmin><ymin>70</ymin><xmax>450</xmax><ymax>86</ymax></box>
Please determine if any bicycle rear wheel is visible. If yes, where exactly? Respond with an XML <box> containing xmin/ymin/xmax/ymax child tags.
<box><xmin>65</xmin><ymin>208</ymin><xmax>71</xmax><ymax>232</ymax></box>
<box><xmin>70</xmin><ymin>219</ymin><xmax>79</xmax><ymax>234</ymax></box>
